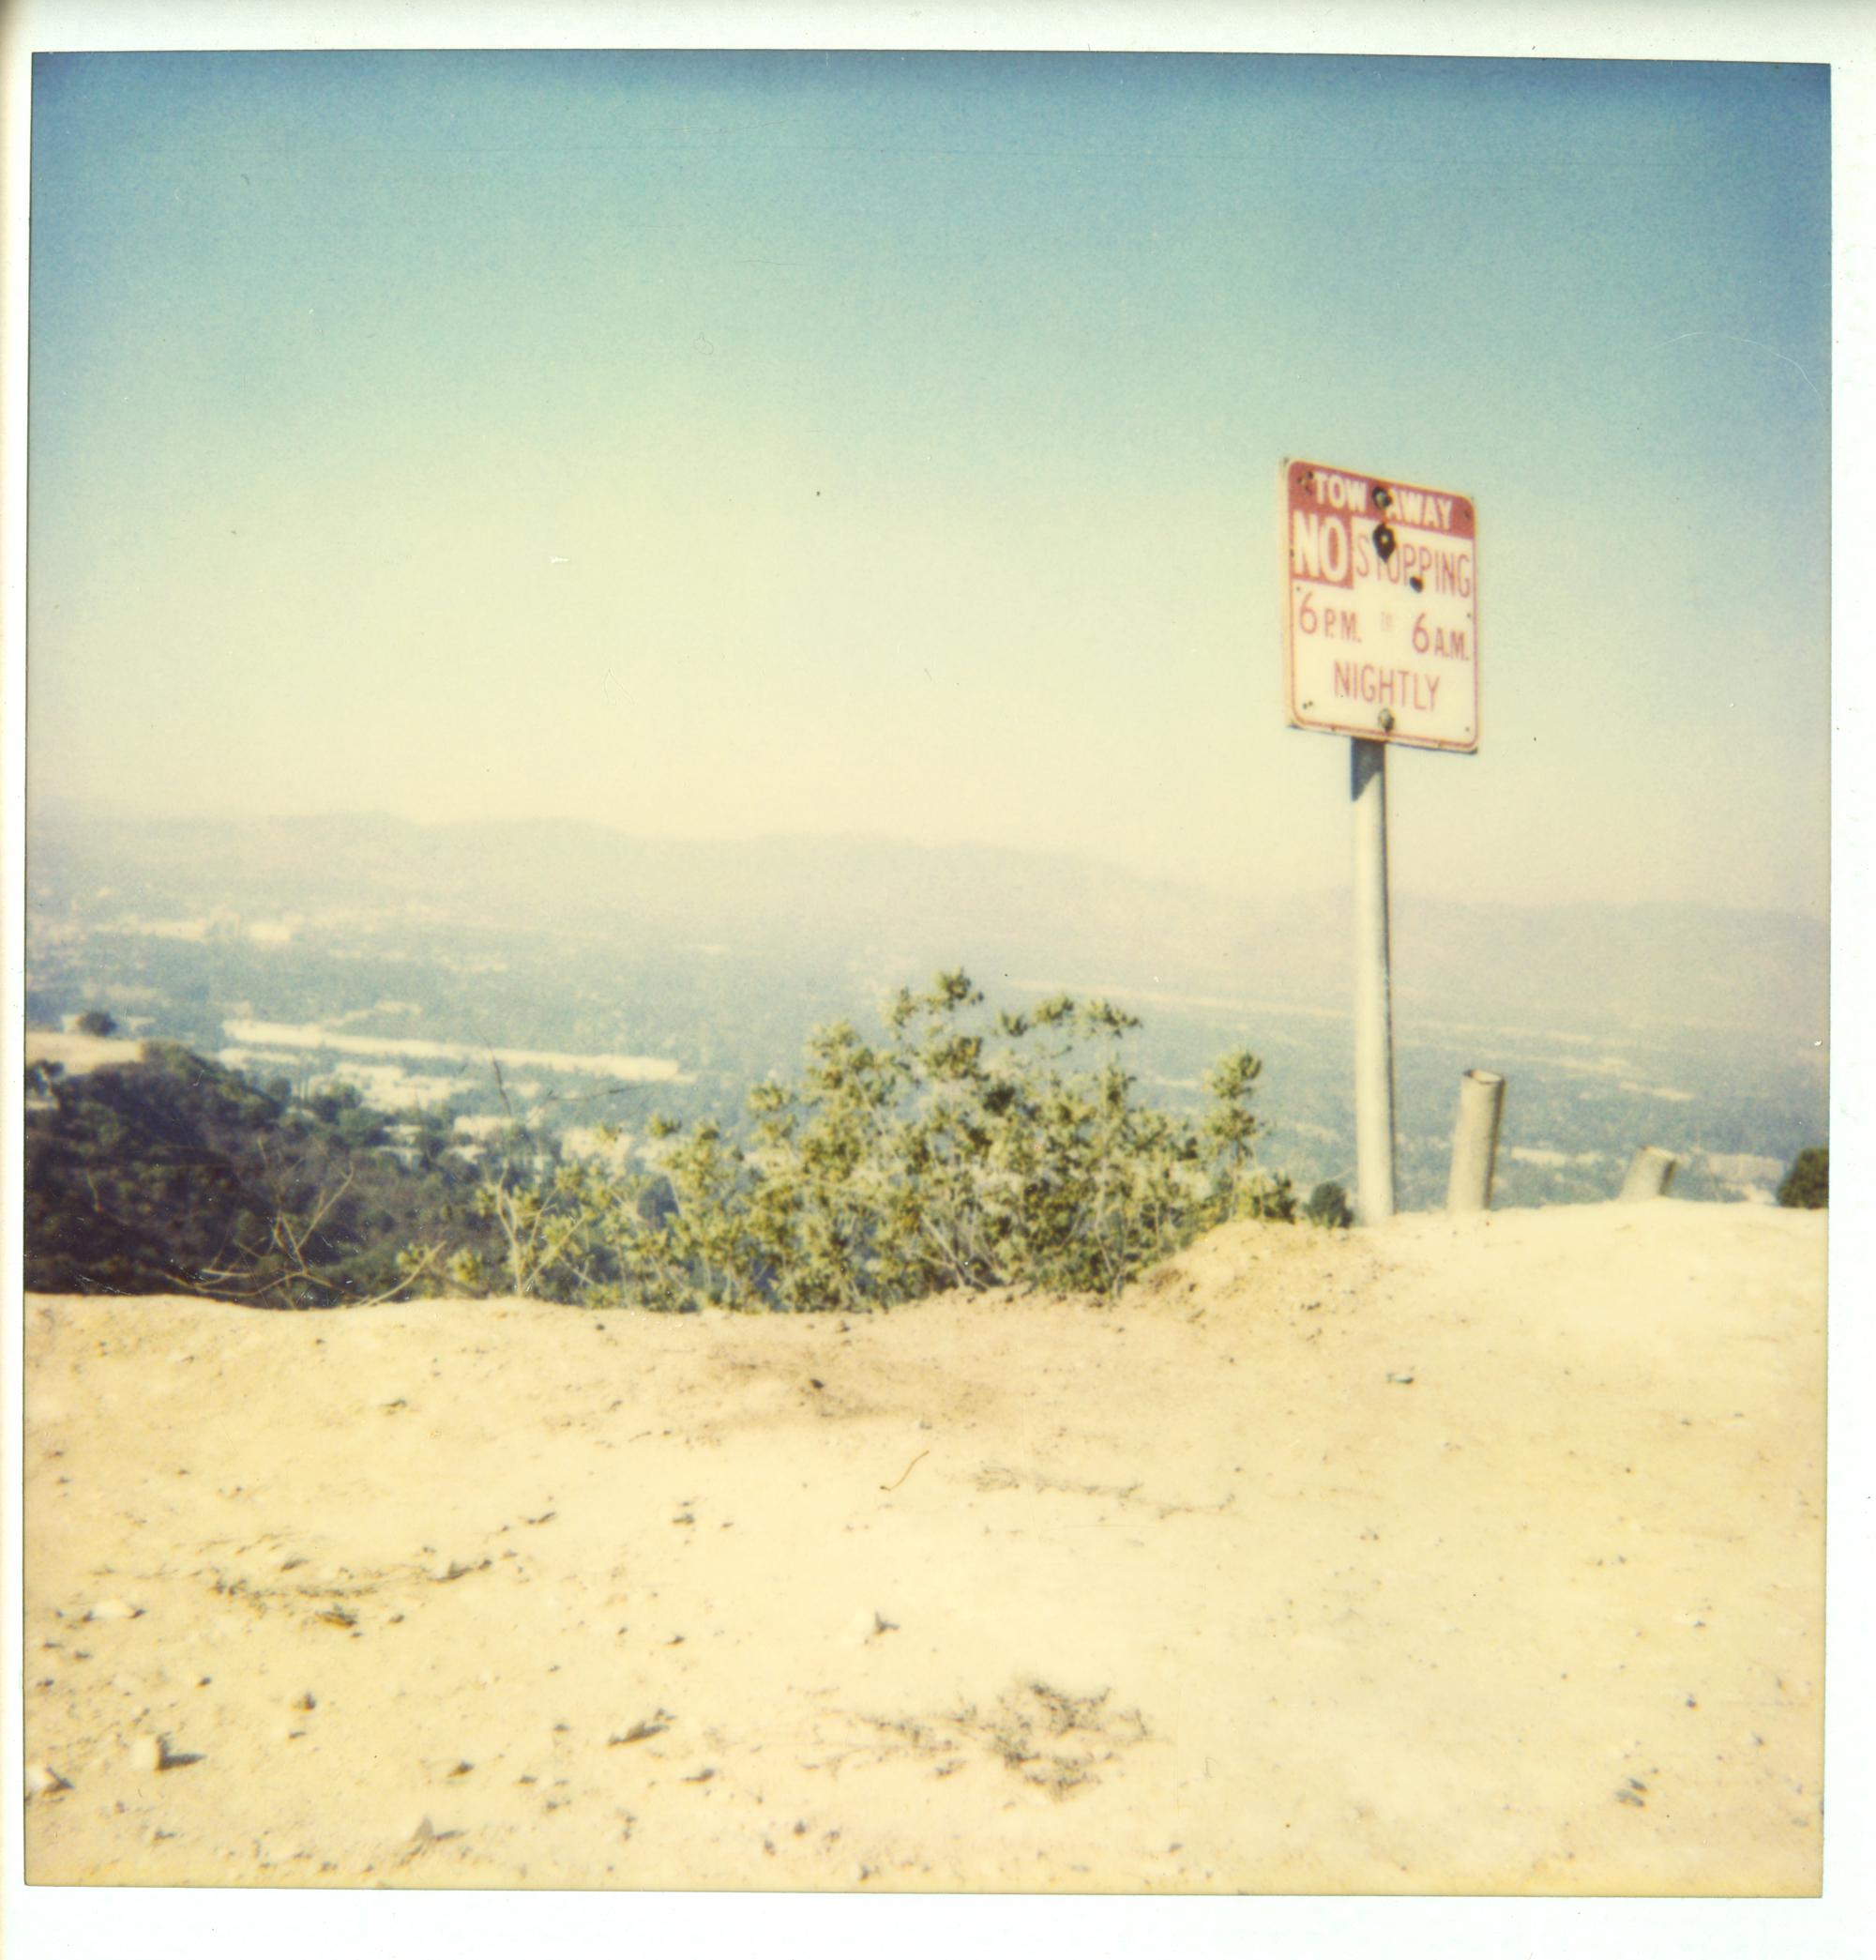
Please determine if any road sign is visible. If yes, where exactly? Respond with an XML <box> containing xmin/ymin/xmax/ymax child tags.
<box><xmin>1282</xmin><ymin>458</ymin><xmax>1479</xmax><ymax>752</ymax></box>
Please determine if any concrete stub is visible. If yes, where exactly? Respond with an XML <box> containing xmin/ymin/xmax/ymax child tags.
<box><xmin>1619</xmin><ymin>1146</ymin><xmax>1679</xmax><ymax>1201</ymax></box>
<box><xmin>1445</xmin><ymin>1069</ymin><xmax>1506</xmax><ymax>1212</ymax></box>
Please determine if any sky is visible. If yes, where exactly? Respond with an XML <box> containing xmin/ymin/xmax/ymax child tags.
<box><xmin>25</xmin><ymin>49</ymin><xmax>1832</xmax><ymax>914</ymax></box>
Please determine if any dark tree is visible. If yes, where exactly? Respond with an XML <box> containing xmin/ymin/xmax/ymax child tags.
<box><xmin>1303</xmin><ymin>1181</ymin><xmax>1354</xmax><ymax>1228</ymax></box>
<box><xmin>23</xmin><ymin>1041</ymin><xmax>499</xmax><ymax>1306</ymax></box>
<box><xmin>1777</xmin><ymin>1147</ymin><xmax>1828</xmax><ymax>1209</ymax></box>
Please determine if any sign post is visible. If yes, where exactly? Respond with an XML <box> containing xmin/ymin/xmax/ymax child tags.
<box><xmin>1281</xmin><ymin>459</ymin><xmax>1480</xmax><ymax>1224</ymax></box>
<box><xmin>1349</xmin><ymin>735</ymin><xmax>1395</xmax><ymax>1223</ymax></box>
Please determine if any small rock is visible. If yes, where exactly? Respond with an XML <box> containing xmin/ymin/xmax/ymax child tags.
<box><xmin>24</xmin><ymin>1761</ymin><xmax>71</xmax><ymax>1799</ymax></box>
<box><xmin>129</xmin><ymin>1734</ymin><xmax>199</xmax><ymax>1772</ymax></box>
<box><xmin>611</xmin><ymin>1712</ymin><xmax>672</xmax><ymax>1745</ymax></box>
<box><xmin>86</xmin><ymin>1599</ymin><xmax>144</xmax><ymax>1623</ymax></box>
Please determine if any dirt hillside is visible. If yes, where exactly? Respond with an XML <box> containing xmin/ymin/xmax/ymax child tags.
<box><xmin>22</xmin><ymin>1200</ymin><xmax>1824</xmax><ymax>1894</ymax></box>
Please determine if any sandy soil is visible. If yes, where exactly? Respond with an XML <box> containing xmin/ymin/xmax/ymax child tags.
<box><xmin>22</xmin><ymin>1200</ymin><xmax>1824</xmax><ymax>1894</ymax></box>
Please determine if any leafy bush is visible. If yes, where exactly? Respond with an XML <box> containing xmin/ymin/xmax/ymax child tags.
<box><xmin>482</xmin><ymin>970</ymin><xmax>1294</xmax><ymax>1311</ymax></box>
<box><xmin>1303</xmin><ymin>1180</ymin><xmax>1354</xmax><ymax>1228</ymax></box>
<box><xmin>1777</xmin><ymin>1147</ymin><xmax>1827</xmax><ymax>1209</ymax></box>
<box><xmin>23</xmin><ymin>974</ymin><xmax>1297</xmax><ymax>1313</ymax></box>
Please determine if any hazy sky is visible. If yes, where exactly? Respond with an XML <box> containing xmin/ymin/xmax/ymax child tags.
<box><xmin>27</xmin><ymin>51</ymin><xmax>1830</xmax><ymax>913</ymax></box>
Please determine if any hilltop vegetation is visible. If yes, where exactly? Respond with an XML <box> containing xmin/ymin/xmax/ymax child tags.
<box><xmin>1777</xmin><ymin>1147</ymin><xmax>1828</xmax><ymax>1209</ymax></box>
<box><xmin>23</xmin><ymin>1043</ymin><xmax>502</xmax><ymax>1307</ymax></box>
<box><xmin>25</xmin><ymin>974</ymin><xmax>1303</xmax><ymax>1312</ymax></box>
<box><xmin>462</xmin><ymin>970</ymin><xmax>1297</xmax><ymax>1311</ymax></box>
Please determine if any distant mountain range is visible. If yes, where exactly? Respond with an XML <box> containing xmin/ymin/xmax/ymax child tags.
<box><xmin>27</xmin><ymin>807</ymin><xmax>1829</xmax><ymax>1044</ymax></box>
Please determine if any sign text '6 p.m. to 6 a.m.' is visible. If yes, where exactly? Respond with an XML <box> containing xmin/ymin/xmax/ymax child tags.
<box><xmin>1281</xmin><ymin>458</ymin><xmax>1480</xmax><ymax>752</ymax></box>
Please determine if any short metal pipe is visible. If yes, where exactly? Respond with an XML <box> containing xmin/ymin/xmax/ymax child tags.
<box><xmin>1619</xmin><ymin>1145</ymin><xmax>1679</xmax><ymax>1202</ymax></box>
<box><xmin>1445</xmin><ymin>1069</ymin><xmax>1505</xmax><ymax>1212</ymax></box>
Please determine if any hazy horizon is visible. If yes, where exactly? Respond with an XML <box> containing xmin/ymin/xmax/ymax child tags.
<box><xmin>29</xmin><ymin>795</ymin><xmax>1838</xmax><ymax>934</ymax></box>
<box><xmin>28</xmin><ymin>53</ymin><xmax>1830</xmax><ymax>916</ymax></box>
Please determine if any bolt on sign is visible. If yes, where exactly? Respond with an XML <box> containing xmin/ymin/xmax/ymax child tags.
<box><xmin>1281</xmin><ymin>459</ymin><xmax>1479</xmax><ymax>751</ymax></box>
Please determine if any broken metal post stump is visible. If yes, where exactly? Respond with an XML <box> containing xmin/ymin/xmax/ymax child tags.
<box><xmin>1445</xmin><ymin>1069</ymin><xmax>1506</xmax><ymax>1213</ymax></box>
<box><xmin>1619</xmin><ymin>1146</ymin><xmax>1679</xmax><ymax>1202</ymax></box>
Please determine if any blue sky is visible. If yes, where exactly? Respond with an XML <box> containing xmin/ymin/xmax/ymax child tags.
<box><xmin>27</xmin><ymin>51</ymin><xmax>1830</xmax><ymax>912</ymax></box>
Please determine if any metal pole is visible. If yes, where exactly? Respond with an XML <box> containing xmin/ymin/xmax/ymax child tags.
<box><xmin>1446</xmin><ymin>1069</ymin><xmax>1506</xmax><ymax>1212</ymax></box>
<box><xmin>1351</xmin><ymin>737</ymin><xmax>1396</xmax><ymax>1223</ymax></box>
<box><xmin>1619</xmin><ymin>1146</ymin><xmax>1679</xmax><ymax>1202</ymax></box>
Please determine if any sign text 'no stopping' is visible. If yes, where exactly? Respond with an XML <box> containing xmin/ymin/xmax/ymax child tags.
<box><xmin>1282</xmin><ymin>459</ymin><xmax>1479</xmax><ymax>752</ymax></box>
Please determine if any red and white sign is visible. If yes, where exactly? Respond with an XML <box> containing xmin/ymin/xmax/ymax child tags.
<box><xmin>1281</xmin><ymin>458</ymin><xmax>1479</xmax><ymax>752</ymax></box>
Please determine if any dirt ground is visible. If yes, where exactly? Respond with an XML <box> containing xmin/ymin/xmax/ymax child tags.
<box><xmin>21</xmin><ymin>1199</ymin><xmax>1824</xmax><ymax>1894</ymax></box>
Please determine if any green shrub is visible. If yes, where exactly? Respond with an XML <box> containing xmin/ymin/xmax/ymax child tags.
<box><xmin>522</xmin><ymin>969</ymin><xmax>1293</xmax><ymax>1311</ymax></box>
<box><xmin>23</xmin><ymin>977</ymin><xmax>1297</xmax><ymax>1314</ymax></box>
<box><xmin>1303</xmin><ymin>1180</ymin><xmax>1354</xmax><ymax>1228</ymax></box>
<box><xmin>1777</xmin><ymin>1147</ymin><xmax>1827</xmax><ymax>1209</ymax></box>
